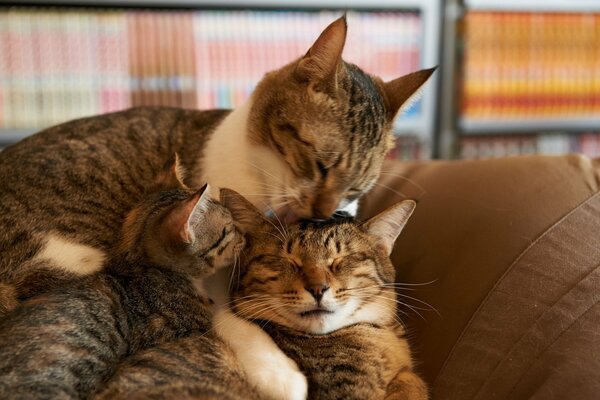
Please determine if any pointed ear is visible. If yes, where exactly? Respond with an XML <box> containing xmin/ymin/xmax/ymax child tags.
<box><xmin>151</xmin><ymin>153</ymin><xmax>187</xmax><ymax>193</ymax></box>
<box><xmin>362</xmin><ymin>200</ymin><xmax>416</xmax><ymax>255</ymax></box>
<box><xmin>163</xmin><ymin>184</ymin><xmax>211</xmax><ymax>245</ymax></box>
<box><xmin>296</xmin><ymin>15</ymin><xmax>347</xmax><ymax>85</ymax></box>
<box><xmin>220</xmin><ymin>188</ymin><xmax>271</xmax><ymax>234</ymax></box>
<box><xmin>383</xmin><ymin>67</ymin><xmax>437</xmax><ymax>120</ymax></box>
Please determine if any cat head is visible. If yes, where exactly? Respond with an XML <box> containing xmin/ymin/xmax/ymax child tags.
<box><xmin>222</xmin><ymin>188</ymin><xmax>416</xmax><ymax>334</ymax></box>
<box><xmin>246</xmin><ymin>16</ymin><xmax>435</xmax><ymax>220</ymax></box>
<box><xmin>119</xmin><ymin>156</ymin><xmax>244</xmax><ymax>277</ymax></box>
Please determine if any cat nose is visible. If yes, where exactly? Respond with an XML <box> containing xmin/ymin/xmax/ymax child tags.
<box><xmin>306</xmin><ymin>284</ymin><xmax>330</xmax><ymax>302</ymax></box>
<box><xmin>312</xmin><ymin>193</ymin><xmax>340</xmax><ymax>219</ymax></box>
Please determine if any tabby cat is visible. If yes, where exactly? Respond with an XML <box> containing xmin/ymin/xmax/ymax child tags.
<box><xmin>222</xmin><ymin>188</ymin><xmax>428</xmax><ymax>400</ymax></box>
<box><xmin>0</xmin><ymin>162</ymin><xmax>253</xmax><ymax>399</ymax></box>
<box><xmin>0</xmin><ymin>15</ymin><xmax>434</xmax><ymax>398</ymax></box>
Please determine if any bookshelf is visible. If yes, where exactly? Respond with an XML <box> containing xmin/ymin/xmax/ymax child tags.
<box><xmin>0</xmin><ymin>0</ymin><xmax>441</xmax><ymax>159</ymax></box>
<box><xmin>439</xmin><ymin>0</ymin><xmax>600</xmax><ymax>159</ymax></box>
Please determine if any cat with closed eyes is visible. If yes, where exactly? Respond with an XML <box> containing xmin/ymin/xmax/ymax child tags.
<box><xmin>0</xmin><ymin>15</ymin><xmax>435</xmax><ymax>398</ymax></box>
<box><xmin>0</xmin><ymin>161</ymin><xmax>258</xmax><ymax>399</ymax></box>
<box><xmin>222</xmin><ymin>188</ymin><xmax>428</xmax><ymax>400</ymax></box>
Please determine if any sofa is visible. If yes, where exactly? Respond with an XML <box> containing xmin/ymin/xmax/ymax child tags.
<box><xmin>359</xmin><ymin>154</ymin><xmax>600</xmax><ymax>400</ymax></box>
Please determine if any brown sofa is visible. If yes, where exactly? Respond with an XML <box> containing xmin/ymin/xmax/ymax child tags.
<box><xmin>359</xmin><ymin>155</ymin><xmax>600</xmax><ymax>400</ymax></box>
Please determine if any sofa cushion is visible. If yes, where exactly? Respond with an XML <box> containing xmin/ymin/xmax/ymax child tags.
<box><xmin>359</xmin><ymin>154</ymin><xmax>600</xmax><ymax>393</ymax></box>
<box><xmin>435</xmin><ymin>191</ymin><xmax>600</xmax><ymax>399</ymax></box>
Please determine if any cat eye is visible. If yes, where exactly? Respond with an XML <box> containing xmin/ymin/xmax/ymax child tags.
<box><xmin>290</xmin><ymin>260</ymin><xmax>302</xmax><ymax>272</ymax></box>
<box><xmin>329</xmin><ymin>258</ymin><xmax>342</xmax><ymax>273</ymax></box>
<box><xmin>316</xmin><ymin>161</ymin><xmax>329</xmax><ymax>177</ymax></box>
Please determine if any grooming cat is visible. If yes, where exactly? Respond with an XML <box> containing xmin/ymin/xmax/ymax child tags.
<box><xmin>0</xmin><ymin>162</ymin><xmax>254</xmax><ymax>399</ymax></box>
<box><xmin>0</xmin><ymin>15</ymin><xmax>435</xmax><ymax>398</ymax></box>
<box><xmin>222</xmin><ymin>188</ymin><xmax>428</xmax><ymax>400</ymax></box>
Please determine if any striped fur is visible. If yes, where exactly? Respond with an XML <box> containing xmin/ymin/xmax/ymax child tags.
<box><xmin>0</xmin><ymin>172</ymin><xmax>248</xmax><ymax>399</ymax></box>
<box><xmin>0</xmin><ymin>17</ymin><xmax>434</xmax><ymax>312</ymax></box>
<box><xmin>223</xmin><ymin>189</ymin><xmax>428</xmax><ymax>400</ymax></box>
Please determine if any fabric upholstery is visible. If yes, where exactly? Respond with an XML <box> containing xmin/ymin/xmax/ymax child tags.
<box><xmin>358</xmin><ymin>154</ymin><xmax>600</xmax><ymax>397</ymax></box>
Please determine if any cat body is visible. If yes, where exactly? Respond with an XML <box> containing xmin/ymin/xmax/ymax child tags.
<box><xmin>94</xmin><ymin>332</ymin><xmax>259</xmax><ymax>400</ymax></box>
<box><xmin>0</xmin><ymin>168</ymin><xmax>250</xmax><ymax>399</ymax></box>
<box><xmin>222</xmin><ymin>188</ymin><xmax>428</xmax><ymax>400</ymax></box>
<box><xmin>260</xmin><ymin>322</ymin><xmax>415</xmax><ymax>399</ymax></box>
<box><xmin>0</xmin><ymin>268</ymin><xmax>210</xmax><ymax>399</ymax></box>
<box><xmin>0</xmin><ymin>107</ymin><xmax>226</xmax><ymax>306</ymax></box>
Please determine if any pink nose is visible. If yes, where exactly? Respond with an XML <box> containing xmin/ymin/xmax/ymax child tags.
<box><xmin>305</xmin><ymin>284</ymin><xmax>330</xmax><ymax>302</ymax></box>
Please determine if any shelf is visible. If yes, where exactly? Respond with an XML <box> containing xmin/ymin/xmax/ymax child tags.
<box><xmin>0</xmin><ymin>0</ymin><xmax>435</xmax><ymax>10</ymax></box>
<box><xmin>459</xmin><ymin>117</ymin><xmax>600</xmax><ymax>135</ymax></box>
<box><xmin>464</xmin><ymin>0</ymin><xmax>600</xmax><ymax>13</ymax></box>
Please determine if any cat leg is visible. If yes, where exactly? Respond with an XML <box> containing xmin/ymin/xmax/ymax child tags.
<box><xmin>385</xmin><ymin>369</ymin><xmax>429</xmax><ymax>400</ymax></box>
<box><xmin>213</xmin><ymin>307</ymin><xmax>308</xmax><ymax>400</ymax></box>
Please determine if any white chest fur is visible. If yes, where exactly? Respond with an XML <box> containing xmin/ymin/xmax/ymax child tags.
<box><xmin>199</xmin><ymin>100</ymin><xmax>292</xmax><ymax>214</ymax></box>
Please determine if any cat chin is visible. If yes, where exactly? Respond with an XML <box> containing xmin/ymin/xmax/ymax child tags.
<box><xmin>282</xmin><ymin>299</ymin><xmax>396</xmax><ymax>335</ymax></box>
<box><xmin>278</xmin><ymin>300</ymin><xmax>363</xmax><ymax>335</ymax></box>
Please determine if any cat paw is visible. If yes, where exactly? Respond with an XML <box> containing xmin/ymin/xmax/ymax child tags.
<box><xmin>248</xmin><ymin>354</ymin><xmax>308</xmax><ymax>400</ymax></box>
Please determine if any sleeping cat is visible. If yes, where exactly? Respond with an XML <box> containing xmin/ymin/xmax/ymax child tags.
<box><xmin>222</xmin><ymin>188</ymin><xmax>428</xmax><ymax>399</ymax></box>
<box><xmin>0</xmin><ymin>162</ymin><xmax>255</xmax><ymax>399</ymax></box>
<box><xmin>0</xmin><ymin>15</ymin><xmax>434</xmax><ymax>398</ymax></box>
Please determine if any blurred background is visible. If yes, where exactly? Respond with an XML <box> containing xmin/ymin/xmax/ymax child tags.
<box><xmin>0</xmin><ymin>0</ymin><xmax>599</xmax><ymax>160</ymax></box>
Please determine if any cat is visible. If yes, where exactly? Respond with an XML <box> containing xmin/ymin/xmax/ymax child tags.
<box><xmin>0</xmin><ymin>15</ymin><xmax>435</xmax><ymax>398</ymax></box>
<box><xmin>221</xmin><ymin>188</ymin><xmax>428</xmax><ymax>400</ymax></box>
<box><xmin>0</xmin><ymin>160</ymin><xmax>254</xmax><ymax>399</ymax></box>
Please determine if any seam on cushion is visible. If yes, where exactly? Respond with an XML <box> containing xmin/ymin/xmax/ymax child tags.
<box><xmin>477</xmin><ymin>262</ymin><xmax>600</xmax><ymax>399</ymax></box>
<box><xmin>434</xmin><ymin>190</ymin><xmax>600</xmax><ymax>387</ymax></box>
<box><xmin>505</xmin><ymin>295</ymin><xmax>600</xmax><ymax>398</ymax></box>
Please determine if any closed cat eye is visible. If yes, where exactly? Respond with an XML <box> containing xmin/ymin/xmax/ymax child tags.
<box><xmin>290</xmin><ymin>260</ymin><xmax>302</xmax><ymax>272</ymax></box>
<box><xmin>316</xmin><ymin>161</ymin><xmax>329</xmax><ymax>177</ymax></box>
<box><xmin>329</xmin><ymin>258</ymin><xmax>342</xmax><ymax>273</ymax></box>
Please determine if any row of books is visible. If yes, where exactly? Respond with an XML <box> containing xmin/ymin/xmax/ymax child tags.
<box><xmin>461</xmin><ymin>12</ymin><xmax>600</xmax><ymax>121</ymax></box>
<box><xmin>460</xmin><ymin>132</ymin><xmax>600</xmax><ymax>160</ymax></box>
<box><xmin>0</xmin><ymin>8</ymin><xmax>423</xmax><ymax>131</ymax></box>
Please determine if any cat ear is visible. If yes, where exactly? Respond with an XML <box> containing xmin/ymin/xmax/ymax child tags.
<box><xmin>362</xmin><ymin>200</ymin><xmax>416</xmax><ymax>255</ymax></box>
<box><xmin>164</xmin><ymin>184</ymin><xmax>211</xmax><ymax>245</ymax></box>
<box><xmin>220</xmin><ymin>188</ymin><xmax>272</xmax><ymax>234</ymax></box>
<box><xmin>151</xmin><ymin>153</ymin><xmax>188</xmax><ymax>193</ymax></box>
<box><xmin>383</xmin><ymin>67</ymin><xmax>437</xmax><ymax>120</ymax></box>
<box><xmin>296</xmin><ymin>15</ymin><xmax>347</xmax><ymax>85</ymax></box>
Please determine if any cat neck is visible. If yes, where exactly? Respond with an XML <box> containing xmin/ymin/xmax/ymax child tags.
<box><xmin>199</xmin><ymin>100</ymin><xmax>279</xmax><ymax>213</ymax></box>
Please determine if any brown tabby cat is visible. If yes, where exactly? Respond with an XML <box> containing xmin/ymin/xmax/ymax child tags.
<box><xmin>222</xmin><ymin>188</ymin><xmax>428</xmax><ymax>400</ymax></box>
<box><xmin>0</xmin><ymin>16</ymin><xmax>435</xmax><ymax>311</ymax></box>
<box><xmin>0</xmin><ymin>162</ymin><xmax>254</xmax><ymax>399</ymax></box>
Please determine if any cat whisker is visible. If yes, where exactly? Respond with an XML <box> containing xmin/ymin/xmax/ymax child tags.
<box><xmin>225</xmin><ymin>295</ymin><xmax>271</xmax><ymax>308</ymax></box>
<box><xmin>378</xmin><ymin>279</ymin><xmax>439</xmax><ymax>287</ymax></box>
<box><xmin>355</xmin><ymin>300</ymin><xmax>409</xmax><ymax>328</ymax></box>
<box><xmin>348</xmin><ymin>287</ymin><xmax>439</xmax><ymax>315</ymax></box>
<box><xmin>235</xmin><ymin>300</ymin><xmax>290</xmax><ymax>324</ymax></box>
<box><xmin>395</xmin><ymin>293</ymin><xmax>441</xmax><ymax>317</ymax></box>
<box><xmin>357</xmin><ymin>294</ymin><xmax>431</xmax><ymax>321</ymax></box>
<box><xmin>202</xmin><ymin>299</ymin><xmax>280</xmax><ymax>338</ymax></box>
<box><xmin>227</xmin><ymin>254</ymin><xmax>238</xmax><ymax>295</ymax></box>
<box><xmin>258</xmin><ymin>200</ymin><xmax>288</xmax><ymax>236</ymax></box>
<box><xmin>378</xmin><ymin>170</ymin><xmax>427</xmax><ymax>196</ymax></box>
<box><xmin>371</xmin><ymin>182</ymin><xmax>412</xmax><ymax>200</ymax></box>
<box><xmin>247</xmin><ymin>161</ymin><xmax>286</xmax><ymax>187</ymax></box>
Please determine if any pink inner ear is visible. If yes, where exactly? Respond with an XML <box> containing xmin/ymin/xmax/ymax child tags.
<box><xmin>165</xmin><ymin>192</ymin><xmax>203</xmax><ymax>245</ymax></box>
